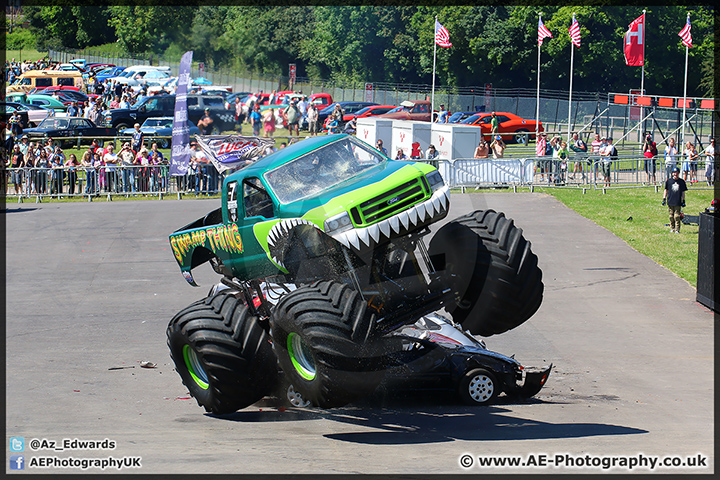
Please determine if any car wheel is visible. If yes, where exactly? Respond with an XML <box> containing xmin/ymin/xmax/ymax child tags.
<box><xmin>115</xmin><ymin>122</ymin><xmax>130</xmax><ymax>131</ymax></box>
<box><xmin>459</xmin><ymin>368</ymin><xmax>499</xmax><ymax>405</ymax></box>
<box><xmin>158</xmin><ymin>138</ymin><xmax>170</xmax><ymax>149</ymax></box>
<box><xmin>428</xmin><ymin>209</ymin><xmax>544</xmax><ymax>336</ymax></box>
<box><xmin>270</xmin><ymin>280</ymin><xmax>386</xmax><ymax>409</ymax></box>
<box><xmin>166</xmin><ymin>291</ymin><xmax>279</xmax><ymax>414</ymax></box>
<box><xmin>514</xmin><ymin>129</ymin><xmax>529</xmax><ymax>144</ymax></box>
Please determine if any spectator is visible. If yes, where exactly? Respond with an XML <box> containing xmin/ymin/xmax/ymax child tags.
<box><xmin>35</xmin><ymin>147</ymin><xmax>50</xmax><ymax>194</ymax></box>
<box><xmin>81</xmin><ymin>150</ymin><xmax>96</xmax><ymax>195</ymax></box>
<box><xmin>67</xmin><ymin>101</ymin><xmax>81</xmax><ymax>117</ymax></box>
<box><xmin>664</xmin><ymin>137</ymin><xmax>679</xmax><ymax>180</ymax></box>
<box><xmin>284</xmin><ymin>101</ymin><xmax>300</xmax><ymax>137</ymax></box>
<box><xmin>326</xmin><ymin>117</ymin><xmax>340</xmax><ymax>134</ymax></box>
<box><xmin>662</xmin><ymin>166</ymin><xmax>687</xmax><ymax>233</ymax></box>
<box><xmin>9</xmin><ymin>111</ymin><xmax>23</xmax><ymax>138</ymax></box>
<box><xmin>376</xmin><ymin>139</ymin><xmax>388</xmax><ymax>156</ymax></box>
<box><xmin>436</xmin><ymin>105</ymin><xmax>448</xmax><ymax>123</ymax></box>
<box><xmin>24</xmin><ymin>145</ymin><xmax>36</xmax><ymax>195</ymax></box>
<box><xmin>135</xmin><ymin>147</ymin><xmax>151</xmax><ymax>193</ymax></box>
<box><xmin>109</xmin><ymin>95</ymin><xmax>120</xmax><ymax>109</ymax></box>
<box><xmin>131</xmin><ymin>124</ymin><xmax>144</xmax><ymax>153</ymax></box>
<box><xmin>306</xmin><ymin>104</ymin><xmax>318</xmax><ymax>137</ymax></box>
<box><xmin>490</xmin><ymin>135</ymin><xmax>506</xmax><ymax>159</ymax></box>
<box><xmin>425</xmin><ymin>144</ymin><xmax>439</xmax><ymax>160</ymax></box>
<box><xmin>330</xmin><ymin>103</ymin><xmax>345</xmax><ymax>127</ymax></box>
<box><xmin>50</xmin><ymin>146</ymin><xmax>65</xmax><ymax>195</ymax></box>
<box><xmin>490</xmin><ymin>112</ymin><xmax>499</xmax><ymax>136</ymax></box>
<box><xmin>234</xmin><ymin>96</ymin><xmax>244</xmax><ymax>129</ymax></box>
<box><xmin>343</xmin><ymin>116</ymin><xmax>358</xmax><ymax>135</ymax></box>
<box><xmin>250</xmin><ymin>105</ymin><xmax>262</xmax><ymax>137</ymax></box>
<box><xmin>103</xmin><ymin>143</ymin><xmax>118</xmax><ymax>193</ymax></box>
<box><xmin>410</xmin><ymin>142</ymin><xmax>423</xmax><ymax>159</ymax></box>
<box><xmin>535</xmin><ymin>133</ymin><xmax>548</xmax><ymax>181</ymax></box>
<box><xmin>703</xmin><ymin>137</ymin><xmax>715</xmax><ymax>186</ymax></box>
<box><xmin>64</xmin><ymin>153</ymin><xmax>80</xmax><ymax>195</ymax></box>
<box><xmin>474</xmin><ymin>140</ymin><xmax>489</xmax><ymax>159</ymax></box>
<box><xmin>118</xmin><ymin>142</ymin><xmax>136</xmax><ymax>193</ymax></box>
<box><xmin>297</xmin><ymin>96</ymin><xmax>308</xmax><ymax>126</ymax></box>
<box><xmin>148</xmin><ymin>142</ymin><xmax>164</xmax><ymax>192</ymax></box>
<box><xmin>557</xmin><ymin>141</ymin><xmax>570</xmax><ymax>184</ymax></box>
<box><xmin>569</xmin><ymin>132</ymin><xmax>588</xmax><ymax>182</ymax></box>
<box><xmin>88</xmin><ymin>101</ymin><xmax>102</xmax><ymax>124</ymax></box>
<box><xmin>8</xmin><ymin>144</ymin><xmax>24</xmax><ymax>195</ymax></box>
<box><xmin>591</xmin><ymin>132</ymin><xmax>603</xmax><ymax>181</ymax></box>
<box><xmin>682</xmin><ymin>141</ymin><xmax>699</xmax><ymax>184</ymax></box>
<box><xmin>395</xmin><ymin>148</ymin><xmax>407</xmax><ymax>160</ymax></box>
<box><xmin>642</xmin><ymin>134</ymin><xmax>658</xmax><ymax>184</ymax></box>
<box><xmin>18</xmin><ymin>135</ymin><xmax>29</xmax><ymax>157</ymax></box>
<box><xmin>198</xmin><ymin>108</ymin><xmax>215</xmax><ymax>135</ymax></box>
<box><xmin>599</xmin><ymin>137</ymin><xmax>616</xmax><ymax>188</ymax></box>
<box><xmin>263</xmin><ymin>108</ymin><xmax>276</xmax><ymax>138</ymax></box>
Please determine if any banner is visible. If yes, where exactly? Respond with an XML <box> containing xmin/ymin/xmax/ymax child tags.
<box><xmin>169</xmin><ymin>51</ymin><xmax>193</xmax><ymax>177</ymax></box>
<box><xmin>195</xmin><ymin>135</ymin><xmax>276</xmax><ymax>173</ymax></box>
<box><xmin>624</xmin><ymin>14</ymin><xmax>645</xmax><ymax>66</ymax></box>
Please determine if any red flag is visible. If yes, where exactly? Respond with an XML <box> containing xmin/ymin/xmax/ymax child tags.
<box><xmin>678</xmin><ymin>14</ymin><xmax>693</xmax><ymax>48</ymax></box>
<box><xmin>624</xmin><ymin>14</ymin><xmax>645</xmax><ymax>66</ymax></box>
<box><xmin>435</xmin><ymin>20</ymin><xmax>452</xmax><ymax>48</ymax></box>
<box><xmin>538</xmin><ymin>17</ymin><xmax>553</xmax><ymax>46</ymax></box>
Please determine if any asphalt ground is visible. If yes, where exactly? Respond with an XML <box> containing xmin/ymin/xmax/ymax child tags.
<box><xmin>4</xmin><ymin>193</ymin><xmax>714</xmax><ymax>475</ymax></box>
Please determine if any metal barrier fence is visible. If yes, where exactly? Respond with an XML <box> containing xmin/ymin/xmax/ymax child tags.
<box><xmin>3</xmin><ymin>155</ymin><xmax>716</xmax><ymax>202</ymax></box>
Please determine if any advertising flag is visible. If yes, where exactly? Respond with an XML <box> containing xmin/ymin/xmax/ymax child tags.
<box><xmin>678</xmin><ymin>14</ymin><xmax>693</xmax><ymax>48</ymax></box>
<box><xmin>538</xmin><ymin>17</ymin><xmax>553</xmax><ymax>46</ymax></box>
<box><xmin>194</xmin><ymin>135</ymin><xmax>276</xmax><ymax>173</ymax></box>
<box><xmin>435</xmin><ymin>20</ymin><xmax>452</xmax><ymax>47</ymax></box>
<box><xmin>169</xmin><ymin>50</ymin><xmax>193</xmax><ymax>176</ymax></box>
<box><xmin>569</xmin><ymin>14</ymin><xmax>581</xmax><ymax>48</ymax></box>
<box><xmin>624</xmin><ymin>14</ymin><xmax>645</xmax><ymax>66</ymax></box>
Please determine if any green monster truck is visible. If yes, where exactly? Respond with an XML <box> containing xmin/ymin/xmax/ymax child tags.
<box><xmin>167</xmin><ymin>134</ymin><xmax>543</xmax><ymax>413</ymax></box>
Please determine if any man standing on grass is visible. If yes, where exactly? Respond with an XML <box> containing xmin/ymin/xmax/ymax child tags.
<box><xmin>662</xmin><ymin>166</ymin><xmax>687</xmax><ymax>234</ymax></box>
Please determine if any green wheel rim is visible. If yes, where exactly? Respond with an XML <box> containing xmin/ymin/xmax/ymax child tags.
<box><xmin>287</xmin><ymin>333</ymin><xmax>316</xmax><ymax>381</ymax></box>
<box><xmin>183</xmin><ymin>344</ymin><xmax>209</xmax><ymax>390</ymax></box>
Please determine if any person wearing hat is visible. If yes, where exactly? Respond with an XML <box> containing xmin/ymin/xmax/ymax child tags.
<box><xmin>436</xmin><ymin>105</ymin><xmax>448</xmax><ymax>123</ymax></box>
<box><xmin>662</xmin><ymin>166</ymin><xmax>687</xmax><ymax>233</ymax></box>
<box><xmin>284</xmin><ymin>100</ymin><xmax>300</xmax><ymax>137</ymax></box>
<box><xmin>18</xmin><ymin>134</ymin><xmax>30</xmax><ymax>157</ymax></box>
<box><xmin>490</xmin><ymin>135</ymin><xmax>506</xmax><ymax>159</ymax></box>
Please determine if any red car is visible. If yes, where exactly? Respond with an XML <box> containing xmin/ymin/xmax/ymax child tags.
<box><xmin>377</xmin><ymin>100</ymin><xmax>432</xmax><ymax>122</ymax></box>
<box><xmin>460</xmin><ymin>112</ymin><xmax>543</xmax><ymax>144</ymax></box>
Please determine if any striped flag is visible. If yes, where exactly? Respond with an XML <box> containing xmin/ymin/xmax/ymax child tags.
<box><xmin>568</xmin><ymin>14</ymin><xmax>581</xmax><ymax>47</ymax></box>
<box><xmin>538</xmin><ymin>17</ymin><xmax>553</xmax><ymax>46</ymax></box>
<box><xmin>435</xmin><ymin>20</ymin><xmax>452</xmax><ymax>48</ymax></box>
<box><xmin>678</xmin><ymin>14</ymin><xmax>693</xmax><ymax>48</ymax></box>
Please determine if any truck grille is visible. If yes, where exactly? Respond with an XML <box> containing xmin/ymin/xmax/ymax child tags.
<box><xmin>350</xmin><ymin>178</ymin><xmax>428</xmax><ymax>227</ymax></box>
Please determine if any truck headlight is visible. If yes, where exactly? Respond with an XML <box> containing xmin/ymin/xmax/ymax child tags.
<box><xmin>324</xmin><ymin>211</ymin><xmax>353</xmax><ymax>234</ymax></box>
<box><xmin>425</xmin><ymin>170</ymin><xmax>444</xmax><ymax>193</ymax></box>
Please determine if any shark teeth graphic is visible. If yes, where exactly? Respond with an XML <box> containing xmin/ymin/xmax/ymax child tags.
<box><xmin>329</xmin><ymin>185</ymin><xmax>450</xmax><ymax>251</ymax></box>
<box><xmin>266</xmin><ymin>218</ymin><xmax>315</xmax><ymax>267</ymax></box>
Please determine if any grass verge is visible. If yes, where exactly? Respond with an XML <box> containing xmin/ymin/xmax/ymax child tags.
<box><xmin>532</xmin><ymin>185</ymin><xmax>716</xmax><ymax>288</ymax></box>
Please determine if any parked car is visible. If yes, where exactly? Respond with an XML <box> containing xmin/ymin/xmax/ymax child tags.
<box><xmin>224</xmin><ymin>91</ymin><xmax>253</xmax><ymax>111</ymax></box>
<box><xmin>2</xmin><ymin>102</ymin><xmax>54</xmax><ymax>127</ymax></box>
<box><xmin>23</xmin><ymin>117</ymin><xmax>117</xmax><ymax>148</ymax></box>
<box><xmin>24</xmin><ymin>95</ymin><xmax>68</xmax><ymax>113</ymax></box>
<box><xmin>317</xmin><ymin>101</ymin><xmax>378</xmax><ymax>127</ymax></box>
<box><xmin>322</xmin><ymin>104</ymin><xmax>397</xmax><ymax>131</ymax></box>
<box><xmin>40</xmin><ymin>87</ymin><xmax>91</xmax><ymax>107</ymax></box>
<box><xmin>113</xmin><ymin>69</ymin><xmax>170</xmax><ymax>87</ymax></box>
<box><xmin>377</xmin><ymin>100</ymin><xmax>433</xmax><ymax>122</ymax></box>
<box><xmin>100</xmin><ymin>94</ymin><xmax>234</xmax><ymax>132</ymax></box>
<box><xmin>0</xmin><ymin>102</ymin><xmax>30</xmax><ymax>130</ymax></box>
<box><xmin>460</xmin><ymin>112</ymin><xmax>543</xmax><ymax>143</ymax></box>
<box><xmin>119</xmin><ymin>117</ymin><xmax>200</xmax><ymax>148</ymax></box>
<box><xmin>446</xmin><ymin>109</ymin><xmax>485</xmax><ymax>124</ymax></box>
<box><xmin>92</xmin><ymin>66</ymin><xmax>126</xmax><ymax>83</ymax></box>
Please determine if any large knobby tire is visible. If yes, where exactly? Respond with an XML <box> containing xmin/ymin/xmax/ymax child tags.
<box><xmin>270</xmin><ymin>281</ymin><xmax>386</xmax><ymax>409</ymax></box>
<box><xmin>428</xmin><ymin>209</ymin><xmax>543</xmax><ymax>336</ymax></box>
<box><xmin>167</xmin><ymin>291</ymin><xmax>279</xmax><ymax>414</ymax></box>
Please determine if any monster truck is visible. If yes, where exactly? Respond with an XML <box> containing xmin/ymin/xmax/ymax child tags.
<box><xmin>167</xmin><ymin>134</ymin><xmax>544</xmax><ymax>413</ymax></box>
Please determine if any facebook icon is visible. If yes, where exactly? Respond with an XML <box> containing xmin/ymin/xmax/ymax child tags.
<box><xmin>10</xmin><ymin>455</ymin><xmax>25</xmax><ymax>470</ymax></box>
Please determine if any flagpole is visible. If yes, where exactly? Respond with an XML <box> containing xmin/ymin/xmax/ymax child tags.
<box><xmin>567</xmin><ymin>41</ymin><xmax>574</xmax><ymax>141</ymax></box>
<box><xmin>640</xmin><ymin>10</ymin><xmax>646</xmax><ymax>95</ymax></box>
<box><xmin>431</xmin><ymin>16</ymin><xmax>437</xmax><ymax>121</ymax></box>
<box><xmin>682</xmin><ymin>13</ymin><xmax>690</xmax><ymax>144</ymax></box>
<box><xmin>535</xmin><ymin>16</ymin><xmax>541</xmax><ymax>140</ymax></box>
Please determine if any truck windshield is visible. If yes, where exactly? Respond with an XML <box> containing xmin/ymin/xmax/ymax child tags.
<box><xmin>264</xmin><ymin>137</ymin><xmax>385</xmax><ymax>204</ymax></box>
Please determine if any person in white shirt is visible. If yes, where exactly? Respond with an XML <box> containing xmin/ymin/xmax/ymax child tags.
<box><xmin>703</xmin><ymin>137</ymin><xmax>715</xmax><ymax>186</ymax></box>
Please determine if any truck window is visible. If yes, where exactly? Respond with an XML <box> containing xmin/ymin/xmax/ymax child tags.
<box><xmin>186</xmin><ymin>97</ymin><xmax>198</xmax><ymax>107</ymax></box>
<box><xmin>243</xmin><ymin>178</ymin><xmax>273</xmax><ymax>219</ymax></box>
<box><xmin>57</xmin><ymin>77</ymin><xmax>74</xmax><ymax>86</ymax></box>
<box><xmin>203</xmin><ymin>97</ymin><xmax>224</xmax><ymax>107</ymax></box>
<box><xmin>36</xmin><ymin>78</ymin><xmax>52</xmax><ymax>87</ymax></box>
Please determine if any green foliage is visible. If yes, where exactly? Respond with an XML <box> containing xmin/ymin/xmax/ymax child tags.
<box><xmin>6</xmin><ymin>28</ymin><xmax>37</xmax><ymax>50</ymax></box>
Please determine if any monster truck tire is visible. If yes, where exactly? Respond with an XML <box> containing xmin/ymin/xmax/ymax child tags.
<box><xmin>167</xmin><ymin>291</ymin><xmax>278</xmax><ymax>414</ymax></box>
<box><xmin>270</xmin><ymin>280</ymin><xmax>386</xmax><ymax>409</ymax></box>
<box><xmin>428</xmin><ymin>209</ymin><xmax>543</xmax><ymax>336</ymax></box>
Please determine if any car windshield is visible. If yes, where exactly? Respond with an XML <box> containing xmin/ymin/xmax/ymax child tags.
<box><xmin>38</xmin><ymin>118</ymin><xmax>70</xmax><ymax>129</ymax></box>
<box><xmin>386</xmin><ymin>106</ymin><xmax>403</xmax><ymax>114</ymax></box>
<box><xmin>461</xmin><ymin>114</ymin><xmax>484</xmax><ymax>124</ymax></box>
<box><xmin>264</xmin><ymin>136</ymin><xmax>385</xmax><ymax>204</ymax></box>
<box><xmin>143</xmin><ymin>119</ymin><xmax>168</xmax><ymax>128</ymax></box>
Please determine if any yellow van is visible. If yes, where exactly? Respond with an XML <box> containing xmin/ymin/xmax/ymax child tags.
<box><xmin>6</xmin><ymin>70</ymin><xmax>85</xmax><ymax>94</ymax></box>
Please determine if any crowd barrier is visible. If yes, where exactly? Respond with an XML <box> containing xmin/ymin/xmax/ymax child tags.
<box><xmin>2</xmin><ymin>155</ymin><xmax>717</xmax><ymax>201</ymax></box>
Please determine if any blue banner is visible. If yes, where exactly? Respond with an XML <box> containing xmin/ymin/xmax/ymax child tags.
<box><xmin>169</xmin><ymin>51</ymin><xmax>193</xmax><ymax>176</ymax></box>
